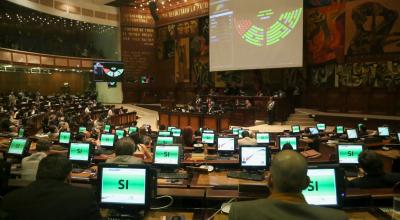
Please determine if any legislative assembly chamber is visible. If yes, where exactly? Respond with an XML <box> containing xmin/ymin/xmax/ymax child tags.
<box><xmin>1</xmin><ymin>0</ymin><xmax>400</xmax><ymax>219</ymax></box>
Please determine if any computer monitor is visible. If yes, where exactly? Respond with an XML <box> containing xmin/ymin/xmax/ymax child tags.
<box><xmin>128</xmin><ymin>127</ymin><xmax>138</xmax><ymax>135</ymax></box>
<box><xmin>398</xmin><ymin>132</ymin><xmax>400</xmax><ymax>143</ymax></box>
<box><xmin>278</xmin><ymin>136</ymin><xmax>298</xmax><ymax>150</ymax></box>
<box><xmin>336</xmin><ymin>126</ymin><xmax>344</xmax><ymax>134</ymax></box>
<box><xmin>232</xmin><ymin>127</ymin><xmax>241</xmax><ymax>135</ymax></box>
<box><xmin>346</xmin><ymin>129</ymin><xmax>358</xmax><ymax>140</ymax></box>
<box><xmin>316</xmin><ymin>123</ymin><xmax>326</xmax><ymax>131</ymax></box>
<box><xmin>98</xmin><ymin>163</ymin><xmax>153</xmax><ymax>210</ymax></box>
<box><xmin>203</xmin><ymin>129</ymin><xmax>214</xmax><ymax>134</ymax></box>
<box><xmin>291</xmin><ymin>125</ymin><xmax>301</xmax><ymax>134</ymax></box>
<box><xmin>240</xmin><ymin>146</ymin><xmax>270</xmax><ymax>170</ymax></box>
<box><xmin>68</xmin><ymin>142</ymin><xmax>92</xmax><ymax>164</ymax></box>
<box><xmin>100</xmin><ymin>134</ymin><xmax>116</xmax><ymax>149</ymax></box>
<box><xmin>303</xmin><ymin>165</ymin><xmax>343</xmax><ymax>207</ymax></box>
<box><xmin>78</xmin><ymin>126</ymin><xmax>87</xmax><ymax>134</ymax></box>
<box><xmin>158</xmin><ymin>131</ymin><xmax>171</xmax><ymax>137</ymax></box>
<box><xmin>309</xmin><ymin>127</ymin><xmax>319</xmax><ymax>136</ymax></box>
<box><xmin>59</xmin><ymin>131</ymin><xmax>71</xmax><ymax>145</ymax></box>
<box><xmin>167</xmin><ymin>126</ymin><xmax>176</xmax><ymax>132</ymax></box>
<box><xmin>104</xmin><ymin>124</ymin><xmax>111</xmax><ymax>133</ymax></box>
<box><xmin>201</xmin><ymin>132</ymin><xmax>215</xmax><ymax>144</ymax></box>
<box><xmin>217</xmin><ymin>137</ymin><xmax>237</xmax><ymax>154</ymax></box>
<box><xmin>171</xmin><ymin>128</ymin><xmax>181</xmax><ymax>137</ymax></box>
<box><xmin>17</xmin><ymin>127</ymin><xmax>24</xmax><ymax>138</ymax></box>
<box><xmin>256</xmin><ymin>132</ymin><xmax>270</xmax><ymax>144</ymax></box>
<box><xmin>7</xmin><ymin>138</ymin><xmax>30</xmax><ymax>156</ymax></box>
<box><xmin>238</xmin><ymin>129</ymin><xmax>248</xmax><ymax>138</ymax></box>
<box><xmin>156</xmin><ymin>136</ymin><xmax>174</xmax><ymax>145</ymax></box>
<box><xmin>378</xmin><ymin>127</ymin><xmax>389</xmax><ymax>137</ymax></box>
<box><xmin>337</xmin><ymin>143</ymin><xmax>363</xmax><ymax>165</ymax></box>
<box><xmin>357</xmin><ymin>123</ymin><xmax>364</xmax><ymax>130</ymax></box>
<box><xmin>153</xmin><ymin>145</ymin><xmax>180</xmax><ymax>166</ymax></box>
<box><xmin>115</xmin><ymin>130</ymin><xmax>126</xmax><ymax>139</ymax></box>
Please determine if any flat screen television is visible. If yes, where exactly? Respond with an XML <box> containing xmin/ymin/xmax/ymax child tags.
<box><xmin>93</xmin><ymin>61</ymin><xmax>124</xmax><ymax>82</ymax></box>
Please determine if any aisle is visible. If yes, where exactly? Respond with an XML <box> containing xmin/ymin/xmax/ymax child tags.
<box><xmin>114</xmin><ymin>104</ymin><xmax>159</xmax><ymax>130</ymax></box>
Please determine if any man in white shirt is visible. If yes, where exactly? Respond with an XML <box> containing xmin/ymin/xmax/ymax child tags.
<box><xmin>238</xmin><ymin>130</ymin><xmax>257</xmax><ymax>146</ymax></box>
<box><xmin>21</xmin><ymin>139</ymin><xmax>50</xmax><ymax>181</ymax></box>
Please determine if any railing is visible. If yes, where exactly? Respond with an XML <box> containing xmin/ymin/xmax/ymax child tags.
<box><xmin>108</xmin><ymin>112</ymin><xmax>137</xmax><ymax>127</ymax></box>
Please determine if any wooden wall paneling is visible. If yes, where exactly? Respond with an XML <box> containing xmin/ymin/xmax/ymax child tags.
<box><xmin>189</xmin><ymin>115</ymin><xmax>200</xmax><ymax>131</ymax></box>
<box><xmin>368</xmin><ymin>88</ymin><xmax>392</xmax><ymax>115</ymax></box>
<box><xmin>304</xmin><ymin>88</ymin><xmax>320</xmax><ymax>109</ymax></box>
<box><xmin>396</xmin><ymin>89</ymin><xmax>400</xmax><ymax>116</ymax></box>
<box><xmin>203</xmin><ymin>116</ymin><xmax>217</xmax><ymax>131</ymax></box>
<box><xmin>219</xmin><ymin>117</ymin><xmax>230</xmax><ymax>132</ymax></box>
<box><xmin>27</xmin><ymin>55</ymin><xmax>41</xmax><ymax>65</ymax></box>
<box><xmin>179</xmin><ymin>114</ymin><xmax>189</xmax><ymax>129</ymax></box>
<box><xmin>0</xmin><ymin>51</ymin><xmax>12</xmax><ymax>62</ymax></box>
<box><xmin>159</xmin><ymin>112</ymin><xmax>170</xmax><ymax>127</ymax></box>
<box><xmin>170</xmin><ymin>113</ymin><xmax>179</xmax><ymax>127</ymax></box>
<box><xmin>12</xmin><ymin>52</ymin><xmax>26</xmax><ymax>63</ymax></box>
<box><xmin>345</xmin><ymin>88</ymin><xmax>367</xmax><ymax>114</ymax></box>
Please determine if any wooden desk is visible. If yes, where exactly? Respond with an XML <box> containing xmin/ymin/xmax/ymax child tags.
<box><xmin>191</xmin><ymin>171</ymin><xmax>268</xmax><ymax>188</ymax></box>
<box><xmin>374</xmin><ymin>149</ymin><xmax>400</xmax><ymax>173</ymax></box>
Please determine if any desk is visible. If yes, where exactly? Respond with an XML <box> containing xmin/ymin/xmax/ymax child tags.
<box><xmin>191</xmin><ymin>171</ymin><xmax>268</xmax><ymax>188</ymax></box>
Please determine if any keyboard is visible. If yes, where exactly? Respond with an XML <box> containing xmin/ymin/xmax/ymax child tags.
<box><xmin>157</xmin><ymin>172</ymin><xmax>189</xmax><ymax>179</ymax></box>
<box><xmin>227</xmin><ymin>171</ymin><xmax>264</xmax><ymax>181</ymax></box>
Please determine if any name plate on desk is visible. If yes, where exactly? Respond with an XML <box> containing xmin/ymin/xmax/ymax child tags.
<box><xmin>191</xmin><ymin>153</ymin><xmax>205</xmax><ymax>161</ymax></box>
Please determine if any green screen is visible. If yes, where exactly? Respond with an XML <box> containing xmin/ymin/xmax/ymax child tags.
<box><xmin>279</xmin><ymin>137</ymin><xmax>297</xmax><ymax>150</ymax></box>
<box><xmin>336</xmin><ymin>126</ymin><xmax>344</xmax><ymax>134</ymax></box>
<box><xmin>171</xmin><ymin>129</ymin><xmax>181</xmax><ymax>137</ymax></box>
<box><xmin>292</xmin><ymin>126</ymin><xmax>300</xmax><ymax>133</ymax></box>
<box><xmin>101</xmin><ymin>168</ymin><xmax>146</xmax><ymax>204</ymax></box>
<box><xmin>69</xmin><ymin>143</ymin><xmax>90</xmax><ymax>161</ymax></box>
<box><xmin>104</xmin><ymin>125</ymin><xmax>111</xmax><ymax>132</ymax></box>
<box><xmin>116</xmin><ymin>130</ymin><xmax>125</xmax><ymax>139</ymax></box>
<box><xmin>59</xmin><ymin>132</ymin><xmax>71</xmax><ymax>144</ymax></box>
<box><xmin>156</xmin><ymin>136</ymin><xmax>173</xmax><ymax>145</ymax></box>
<box><xmin>154</xmin><ymin>145</ymin><xmax>179</xmax><ymax>165</ymax></box>
<box><xmin>232</xmin><ymin>128</ymin><xmax>240</xmax><ymax>135</ymax></box>
<box><xmin>202</xmin><ymin>133</ymin><xmax>215</xmax><ymax>144</ymax></box>
<box><xmin>167</xmin><ymin>127</ymin><xmax>176</xmax><ymax>132</ymax></box>
<box><xmin>303</xmin><ymin>168</ymin><xmax>338</xmax><ymax>205</ymax></box>
<box><xmin>18</xmin><ymin>128</ymin><xmax>24</xmax><ymax>137</ymax></box>
<box><xmin>158</xmin><ymin>131</ymin><xmax>171</xmax><ymax>137</ymax></box>
<box><xmin>8</xmin><ymin>139</ymin><xmax>27</xmax><ymax>155</ymax></box>
<box><xmin>101</xmin><ymin>134</ymin><xmax>115</xmax><ymax>147</ymax></box>
<box><xmin>338</xmin><ymin>144</ymin><xmax>363</xmax><ymax>164</ymax></box>
<box><xmin>79</xmin><ymin>127</ymin><xmax>86</xmax><ymax>133</ymax></box>
<box><xmin>128</xmin><ymin>127</ymin><xmax>138</xmax><ymax>134</ymax></box>
<box><xmin>256</xmin><ymin>133</ymin><xmax>270</xmax><ymax>144</ymax></box>
<box><xmin>317</xmin><ymin>123</ymin><xmax>326</xmax><ymax>130</ymax></box>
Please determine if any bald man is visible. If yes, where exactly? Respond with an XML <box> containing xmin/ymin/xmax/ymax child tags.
<box><xmin>229</xmin><ymin>150</ymin><xmax>347</xmax><ymax>220</ymax></box>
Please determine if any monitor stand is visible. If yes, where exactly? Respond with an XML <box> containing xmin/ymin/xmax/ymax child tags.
<box><xmin>108</xmin><ymin>209</ymin><xmax>145</xmax><ymax>220</ymax></box>
<box><xmin>218</xmin><ymin>152</ymin><xmax>234</xmax><ymax>160</ymax></box>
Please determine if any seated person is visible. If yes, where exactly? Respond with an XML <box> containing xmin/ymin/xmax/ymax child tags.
<box><xmin>348</xmin><ymin>150</ymin><xmax>400</xmax><ymax>188</ymax></box>
<box><xmin>244</xmin><ymin>99</ymin><xmax>252</xmax><ymax>109</ymax></box>
<box><xmin>182</xmin><ymin>126</ymin><xmax>194</xmax><ymax>147</ymax></box>
<box><xmin>1</xmin><ymin>154</ymin><xmax>101</xmax><ymax>220</ymax></box>
<box><xmin>137</xmin><ymin>135</ymin><xmax>153</xmax><ymax>160</ymax></box>
<box><xmin>21</xmin><ymin>139</ymin><xmax>50</xmax><ymax>181</ymax></box>
<box><xmin>229</xmin><ymin>150</ymin><xmax>346</xmax><ymax>220</ymax></box>
<box><xmin>238</xmin><ymin>131</ymin><xmax>257</xmax><ymax>146</ymax></box>
<box><xmin>105</xmin><ymin>137</ymin><xmax>143</xmax><ymax>164</ymax></box>
<box><xmin>47</xmin><ymin>125</ymin><xmax>59</xmax><ymax>139</ymax></box>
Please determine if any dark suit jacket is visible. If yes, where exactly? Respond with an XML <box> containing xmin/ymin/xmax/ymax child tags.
<box><xmin>0</xmin><ymin>179</ymin><xmax>100</xmax><ymax>220</ymax></box>
<box><xmin>348</xmin><ymin>172</ymin><xmax>400</xmax><ymax>189</ymax></box>
<box><xmin>229</xmin><ymin>198</ymin><xmax>347</xmax><ymax>220</ymax></box>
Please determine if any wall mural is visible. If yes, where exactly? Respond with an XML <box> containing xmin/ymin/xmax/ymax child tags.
<box><xmin>306</xmin><ymin>3</ymin><xmax>345</xmax><ymax>64</ymax></box>
<box><xmin>191</xmin><ymin>17</ymin><xmax>210</xmax><ymax>85</ymax></box>
<box><xmin>175</xmin><ymin>38</ymin><xmax>190</xmax><ymax>82</ymax></box>
<box><xmin>345</xmin><ymin>0</ymin><xmax>400</xmax><ymax>56</ymax></box>
<box><xmin>310</xmin><ymin>61</ymin><xmax>400</xmax><ymax>88</ymax></box>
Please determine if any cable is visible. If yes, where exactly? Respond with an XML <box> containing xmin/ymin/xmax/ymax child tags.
<box><xmin>206</xmin><ymin>198</ymin><xmax>236</xmax><ymax>220</ymax></box>
<box><xmin>150</xmin><ymin>195</ymin><xmax>174</xmax><ymax>210</ymax></box>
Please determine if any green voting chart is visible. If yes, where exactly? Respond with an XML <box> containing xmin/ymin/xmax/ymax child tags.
<box><xmin>69</xmin><ymin>143</ymin><xmax>90</xmax><ymax>161</ymax></box>
<box><xmin>303</xmin><ymin>169</ymin><xmax>338</xmax><ymax>205</ymax></box>
<box><xmin>154</xmin><ymin>146</ymin><xmax>179</xmax><ymax>165</ymax></box>
<box><xmin>202</xmin><ymin>133</ymin><xmax>214</xmax><ymax>144</ymax></box>
<box><xmin>8</xmin><ymin>139</ymin><xmax>27</xmax><ymax>155</ymax></box>
<box><xmin>116</xmin><ymin>130</ymin><xmax>125</xmax><ymax>139</ymax></box>
<box><xmin>257</xmin><ymin>133</ymin><xmax>269</xmax><ymax>144</ymax></box>
<box><xmin>101</xmin><ymin>168</ymin><xmax>146</xmax><ymax>204</ymax></box>
<box><xmin>279</xmin><ymin>137</ymin><xmax>297</xmax><ymax>150</ymax></box>
<box><xmin>336</xmin><ymin>126</ymin><xmax>344</xmax><ymax>134</ymax></box>
<box><xmin>157</xmin><ymin>137</ymin><xmax>173</xmax><ymax>145</ymax></box>
<box><xmin>79</xmin><ymin>127</ymin><xmax>86</xmax><ymax>133</ymax></box>
<box><xmin>338</xmin><ymin>145</ymin><xmax>363</xmax><ymax>164</ymax></box>
<box><xmin>59</xmin><ymin>132</ymin><xmax>71</xmax><ymax>144</ymax></box>
<box><xmin>101</xmin><ymin>135</ymin><xmax>115</xmax><ymax>146</ymax></box>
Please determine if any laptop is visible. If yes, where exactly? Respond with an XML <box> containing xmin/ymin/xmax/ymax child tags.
<box><xmin>346</xmin><ymin>129</ymin><xmax>358</xmax><ymax>141</ymax></box>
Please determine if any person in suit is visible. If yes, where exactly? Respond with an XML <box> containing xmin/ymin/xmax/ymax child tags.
<box><xmin>106</xmin><ymin>137</ymin><xmax>143</xmax><ymax>164</ymax></box>
<box><xmin>20</xmin><ymin>139</ymin><xmax>50</xmax><ymax>181</ymax></box>
<box><xmin>0</xmin><ymin>154</ymin><xmax>101</xmax><ymax>220</ymax></box>
<box><xmin>229</xmin><ymin>150</ymin><xmax>347</xmax><ymax>220</ymax></box>
<box><xmin>348</xmin><ymin>150</ymin><xmax>400</xmax><ymax>188</ymax></box>
<box><xmin>238</xmin><ymin>130</ymin><xmax>257</xmax><ymax>146</ymax></box>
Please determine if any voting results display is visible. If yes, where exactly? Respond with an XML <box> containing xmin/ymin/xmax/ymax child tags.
<box><xmin>156</xmin><ymin>136</ymin><xmax>173</xmax><ymax>145</ymax></box>
<box><xmin>279</xmin><ymin>136</ymin><xmax>297</xmax><ymax>150</ymax></box>
<box><xmin>59</xmin><ymin>132</ymin><xmax>71</xmax><ymax>144</ymax></box>
<box><xmin>202</xmin><ymin>133</ymin><xmax>215</xmax><ymax>144</ymax></box>
<box><xmin>8</xmin><ymin>138</ymin><xmax>28</xmax><ymax>155</ymax></box>
<box><xmin>154</xmin><ymin>145</ymin><xmax>180</xmax><ymax>165</ymax></box>
<box><xmin>337</xmin><ymin>144</ymin><xmax>363</xmax><ymax>164</ymax></box>
<box><xmin>241</xmin><ymin>146</ymin><xmax>268</xmax><ymax>168</ymax></box>
<box><xmin>101</xmin><ymin>167</ymin><xmax>146</xmax><ymax>205</ymax></box>
<box><xmin>100</xmin><ymin>134</ymin><xmax>116</xmax><ymax>147</ymax></box>
<box><xmin>256</xmin><ymin>132</ymin><xmax>270</xmax><ymax>144</ymax></box>
<box><xmin>303</xmin><ymin>168</ymin><xmax>339</xmax><ymax>206</ymax></box>
<box><xmin>69</xmin><ymin>143</ymin><xmax>90</xmax><ymax>162</ymax></box>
